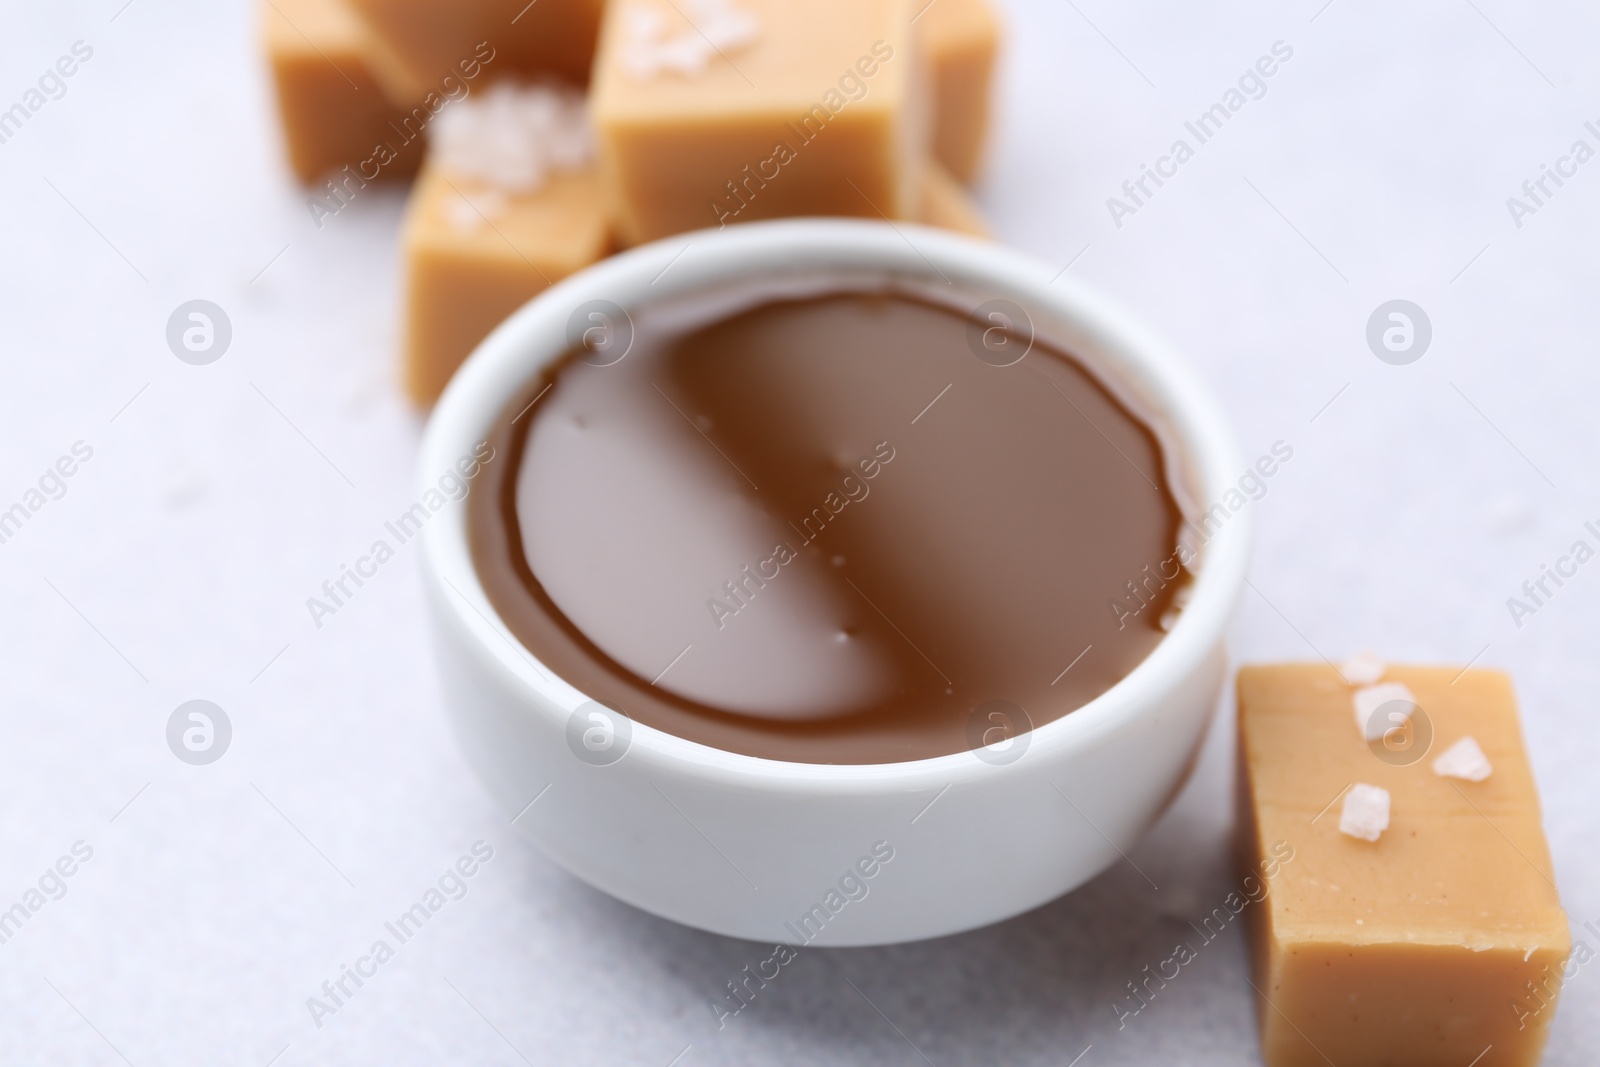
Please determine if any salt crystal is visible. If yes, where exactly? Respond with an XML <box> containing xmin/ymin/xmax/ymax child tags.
<box><xmin>443</xmin><ymin>187</ymin><xmax>508</xmax><ymax>231</ymax></box>
<box><xmin>1352</xmin><ymin>681</ymin><xmax>1416</xmax><ymax>742</ymax></box>
<box><xmin>1432</xmin><ymin>736</ymin><xmax>1493</xmax><ymax>782</ymax></box>
<box><xmin>431</xmin><ymin>82</ymin><xmax>594</xmax><ymax>195</ymax></box>
<box><xmin>1339</xmin><ymin>651</ymin><xmax>1386</xmax><ymax>686</ymax></box>
<box><xmin>1339</xmin><ymin>784</ymin><xmax>1391</xmax><ymax>842</ymax></box>
<box><xmin>621</xmin><ymin>0</ymin><xmax>759</xmax><ymax>82</ymax></box>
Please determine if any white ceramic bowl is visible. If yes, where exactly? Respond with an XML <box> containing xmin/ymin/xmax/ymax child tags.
<box><xmin>419</xmin><ymin>219</ymin><xmax>1249</xmax><ymax>946</ymax></box>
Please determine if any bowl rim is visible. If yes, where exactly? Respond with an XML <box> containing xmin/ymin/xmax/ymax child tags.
<box><xmin>419</xmin><ymin>218</ymin><xmax>1250</xmax><ymax>793</ymax></box>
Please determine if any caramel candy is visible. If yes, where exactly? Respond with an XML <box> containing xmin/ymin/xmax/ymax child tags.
<box><xmin>917</xmin><ymin>0</ymin><xmax>1000</xmax><ymax>183</ymax></box>
<box><xmin>592</xmin><ymin>0</ymin><xmax>930</xmax><ymax>245</ymax></box>
<box><xmin>346</xmin><ymin>0</ymin><xmax>604</xmax><ymax>103</ymax></box>
<box><xmin>400</xmin><ymin>162</ymin><xmax>608</xmax><ymax>404</ymax></box>
<box><xmin>919</xmin><ymin>160</ymin><xmax>988</xmax><ymax>237</ymax></box>
<box><xmin>262</xmin><ymin>0</ymin><xmax>423</xmax><ymax>182</ymax></box>
<box><xmin>1238</xmin><ymin>664</ymin><xmax>1571</xmax><ymax>1067</ymax></box>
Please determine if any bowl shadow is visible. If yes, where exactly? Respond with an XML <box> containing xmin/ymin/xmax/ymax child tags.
<box><xmin>543</xmin><ymin>793</ymin><xmax>1263</xmax><ymax>1067</ymax></box>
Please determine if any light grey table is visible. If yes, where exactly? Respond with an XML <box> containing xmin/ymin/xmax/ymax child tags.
<box><xmin>1</xmin><ymin>0</ymin><xmax>1595</xmax><ymax>1062</ymax></box>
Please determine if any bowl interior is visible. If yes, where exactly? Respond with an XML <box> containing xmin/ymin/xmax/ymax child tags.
<box><xmin>420</xmin><ymin>218</ymin><xmax>1250</xmax><ymax>789</ymax></box>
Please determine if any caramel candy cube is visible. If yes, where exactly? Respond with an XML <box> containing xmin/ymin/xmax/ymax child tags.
<box><xmin>592</xmin><ymin>0</ymin><xmax>930</xmax><ymax>245</ymax></box>
<box><xmin>400</xmin><ymin>162</ymin><xmax>609</xmax><ymax>404</ymax></box>
<box><xmin>262</xmin><ymin>0</ymin><xmax>423</xmax><ymax>182</ymax></box>
<box><xmin>917</xmin><ymin>0</ymin><xmax>1000</xmax><ymax>183</ymax></box>
<box><xmin>919</xmin><ymin>160</ymin><xmax>988</xmax><ymax>237</ymax></box>
<box><xmin>346</xmin><ymin>0</ymin><xmax>605</xmax><ymax>103</ymax></box>
<box><xmin>1238</xmin><ymin>665</ymin><xmax>1571</xmax><ymax>1067</ymax></box>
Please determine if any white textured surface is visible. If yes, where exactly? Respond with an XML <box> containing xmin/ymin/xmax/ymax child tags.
<box><xmin>1</xmin><ymin>1</ymin><xmax>1597</xmax><ymax>1064</ymax></box>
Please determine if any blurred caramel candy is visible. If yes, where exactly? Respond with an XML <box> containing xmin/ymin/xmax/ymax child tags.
<box><xmin>262</xmin><ymin>0</ymin><xmax>423</xmax><ymax>182</ymax></box>
<box><xmin>346</xmin><ymin>0</ymin><xmax>605</xmax><ymax>103</ymax></box>
<box><xmin>1238</xmin><ymin>664</ymin><xmax>1571</xmax><ymax>1067</ymax></box>
<box><xmin>399</xmin><ymin>152</ymin><xmax>979</xmax><ymax>406</ymax></box>
<box><xmin>592</xmin><ymin>0</ymin><xmax>930</xmax><ymax>245</ymax></box>
<box><xmin>917</xmin><ymin>0</ymin><xmax>1000</xmax><ymax>183</ymax></box>
<box><xmin>919</xmin><ymin>160</ymin><xmax>988</xmax><ymax>237</ymax></box>
<box><xmin>400</xmin><ymin>162</ymin><xmax>608</xmax><ymax>404</ymax></box>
